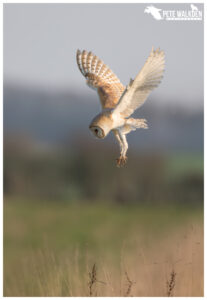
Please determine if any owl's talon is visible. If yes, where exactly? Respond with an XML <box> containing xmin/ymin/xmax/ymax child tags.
<box><xmin>116</xmin><ymin>156</ymin><xmax>128</xmax><ymax>167</ymax></box>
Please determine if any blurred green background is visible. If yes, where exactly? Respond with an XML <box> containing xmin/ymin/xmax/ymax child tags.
<box><xmin>4</xmin><ymin>137</ymin><xmax>203</xmax><ymax>205</ymax></box>
<box><xmin>3</xmin><ymin>139</ymin><xmax>204</xmax><ymax>296</ymax></box>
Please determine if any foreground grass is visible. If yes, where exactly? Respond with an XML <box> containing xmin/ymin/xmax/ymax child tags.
<box><xmin>4</xmin><ymin>199</ymin><xmax>203</xmax><ymax>296</ymax></box>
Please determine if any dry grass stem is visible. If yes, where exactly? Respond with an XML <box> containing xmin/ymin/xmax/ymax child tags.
<box><xmin>124</xmin><ymin>271</ymin><xmax>135</xmax><ymax>297</ymax></box>
<box><xmin>166</xmin><ymin>269</ymin><xmax>176</xmax><ymax>297</ymax></box>
<box><xmin>88</xmin><ymin>263</ymin><xmax>97</xmax><ymax>296</ymax></box>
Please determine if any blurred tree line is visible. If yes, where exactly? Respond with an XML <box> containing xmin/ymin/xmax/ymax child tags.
<box><xmin>4</xmin><ymin>135</ymin><xmax>203</xmax><ymax>206</ymax></box>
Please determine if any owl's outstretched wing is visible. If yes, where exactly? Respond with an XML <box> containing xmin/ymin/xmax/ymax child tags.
<box><xmin>76</xmin><ymin>50</ymin><xmax>125</xmax><ymax>109</ymax></box>
<box><xmin>113</xmin><ymin>48</ymin><xmax>165</xmax><ymax>118</ymax></box>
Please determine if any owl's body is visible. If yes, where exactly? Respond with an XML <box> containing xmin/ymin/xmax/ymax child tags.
<box><xmin>76</xmin><ymin>48</ymin><xmax>165</xmax><ymax>166</ymax></box>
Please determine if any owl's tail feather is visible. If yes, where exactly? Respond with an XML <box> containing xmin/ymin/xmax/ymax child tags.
<box><xmin>128</xmin><ymin>118</ymin><xmax>148</xmax><ymax>129</ymax></box>
<box><xmin>122</xmin><ymin>118</ymin><xmax>148</xmax><ymax>134</ymax></box>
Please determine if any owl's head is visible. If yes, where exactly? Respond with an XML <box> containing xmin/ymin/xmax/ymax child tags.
<box><xmin>89</xmin><ymin>112</ymin><xmax>113</xmax><ymax>139</ymax></box>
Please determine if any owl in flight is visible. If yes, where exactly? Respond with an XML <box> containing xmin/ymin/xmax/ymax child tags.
<box><xmin>76</xmin><ymin>48</ymin><xmax>165</xmax><ymax>167</ymax></box>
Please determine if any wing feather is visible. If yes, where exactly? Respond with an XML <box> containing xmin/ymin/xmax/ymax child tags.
<box><xmin>81</xmin><ymin>50</ymin><xmax>88</xmax><ymax>74</ymax></box>
<box><xmin>86</xmin><ymin>51</ymin><xmax>93</xmax><ymax>73</ymax></box>
<box><xmin>91</xmin><ymin>55</ymin><xmax>98</xmax><ymax>74</ymax></box>
<box><xmin>76</xmin><ymin>49</ymin><xmax>125</xmax><ymax>109</ymax></box>
<box><xmin>113</xmin><ymin>47</ymin><xmax>165</xmax><ymax>118</ymax></box>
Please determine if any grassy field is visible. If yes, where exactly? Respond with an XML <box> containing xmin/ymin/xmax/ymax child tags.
<box><xmin>4</xmin><ymin>199</ymin><xmax>203</xmax><ymax>296</ymax></box>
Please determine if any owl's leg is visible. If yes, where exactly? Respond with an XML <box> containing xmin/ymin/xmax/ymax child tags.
<box><xmin>119</xmin><ymin>133</ymin><xmax>128</xmax><ymax>156</ymax></box>
<box><xmin>113</xmin><ymin>130</ymin><xmax>128</xmax><ymax>167</ymax></box>
<box><xmin>113</xmin><ymin>129</ymin><xmax>123</xmax><ymax>154</ymax></box>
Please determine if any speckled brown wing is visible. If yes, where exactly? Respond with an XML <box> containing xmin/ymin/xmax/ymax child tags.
<box><xmin>76</xmin><ymin>50</ymin><xmax>125</xmax><ymax>109</ymax></box>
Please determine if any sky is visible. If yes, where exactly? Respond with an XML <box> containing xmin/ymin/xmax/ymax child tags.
<box><xmin>4</xmin><ymin>3</ymin><xmax>204</xmax><ymax>110</ymax></box>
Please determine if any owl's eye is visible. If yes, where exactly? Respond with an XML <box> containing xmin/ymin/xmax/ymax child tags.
<box><xmin>94</xmin><ymin>128</ymin><xmax>100</xmax><ymax>137</ymax></box>
<box><xmin>89</xmin><ymin>126</ymin><xmax>105</xmax><ymax>139</ymax></box>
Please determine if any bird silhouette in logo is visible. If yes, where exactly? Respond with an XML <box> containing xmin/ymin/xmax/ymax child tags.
<box><xmin>190</xmin><ymin>4</ymin><xmax>198</xmax><ymax>11</ymax></box>
<box><xmin>144</xmin><ymin>6</ymin><xmax>163</xmax><ymax>20</ymax></box>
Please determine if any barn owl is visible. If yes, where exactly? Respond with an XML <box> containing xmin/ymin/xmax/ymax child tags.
<box><xmin>76</xmin><ymin>48</ymin><xmax>165</xmax><ymax>167</ymax></box>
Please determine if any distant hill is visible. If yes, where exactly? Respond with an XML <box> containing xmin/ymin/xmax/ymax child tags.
<box><xmin>4</xmin><ymin>84</ymin><xmax>203</xmax><ymax>153</ymax></box>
